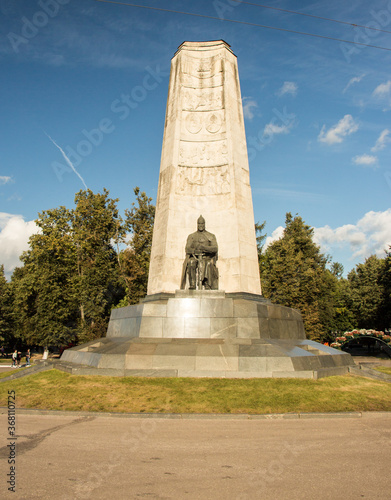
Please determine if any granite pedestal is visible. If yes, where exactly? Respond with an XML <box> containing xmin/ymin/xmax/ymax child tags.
<box><xmin>61</xmin><ymin>291</ymin><xmax>353</xmax><ymax>378</ymax></box>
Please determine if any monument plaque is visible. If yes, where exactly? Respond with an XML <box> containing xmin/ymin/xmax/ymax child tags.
<box><xmin>61</xmin><ymin>41</ymin><xmax>354</xmax><ymax>379</ymax></box>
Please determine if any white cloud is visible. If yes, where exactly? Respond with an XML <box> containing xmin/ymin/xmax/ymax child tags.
<box><xmin>342</xmin><ymin>73</ymin><xmax>366</xmax><ymax>93</ymax></box>
<box><xmin>0</xmin><ymin>213</ymin><xmax>39</xmax><ymax>279</ymax></box>
<box><xmin>7</xmin><ymin>194</ymin><xmax>22</xmax><ymax>202</ymax></box>
<box><xmin>264</xmin><ymin>210</ymin><xmax>391</xmax><ymax>271</ymax></box>
<box><xmin>276</xmin><ymin>81</ymin><xmax>298</xmax><ymax>97</ymax></box>
<box><xmin>371</xmin><ymin>129</ymin><xmax>391</xmax><ymax>152</ymax></box>
<box><xmin>264</xmin><ymin>226</ymin><xmax>284</xmax><ymax>249</ymax></box>
<box><xmin>352</xmin><ymin>153</ymin><xmax>378</xmax><ymax>167</ymax></box>
<box><xmin>318</xmin><ymin>114</ymin><xmax>359</xmax><ymax>145</ymax></box>
<box><xmin>264</xmin><ymin>122</ymin><xmax>291</xmax><ymax>135</ymax></box>
<box><xmin>242</xmin><ymin>98</ymin><xmax>258</xmax><ymax>120</ymax></box>
<box><xmin>373</xmin><ymin>80</ymin><xmax>391</xmax><ymax>109</ymax></box>
<box><xmin>313</xmin><ymin>209</ymin><xmax>391</xmax><ymax>262</ymax></box>
<box><xmin>373</xmin><ymin>80</ymin><xmax>391</xmax><ymax>97</ymax></box>
<box><xmin>0</xmin><ymin>176</ymin><xmax>13</xmax><ymax>185</ymax></box>
<box><xmin>259</xmin><ymin>114</ymin><xmax>296</xmax><ymax>146</ymax></box>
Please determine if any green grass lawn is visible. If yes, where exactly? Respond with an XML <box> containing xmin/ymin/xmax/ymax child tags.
<box><xmin>1</xmin><ymin>369</ymin><xmax>390</xmax><ymax>414</ymax></box>
<box><xmin>374</xmin><ymin>366</ymin><xmax>391</xmax><ymax>375</ymax></box>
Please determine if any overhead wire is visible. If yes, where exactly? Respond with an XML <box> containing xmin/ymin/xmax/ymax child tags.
<box><xmin>226</xmin><ymin>0</ymin><xmax>391</xmax><ymax>35</ymax></box>
<box><xmin>93</xmin><ymin>0</ymin><xmax>391</xmax><ymax>52</ymax></box>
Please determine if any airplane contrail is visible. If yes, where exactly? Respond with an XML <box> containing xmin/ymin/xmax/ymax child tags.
<box><xmin>45</xmin><ymin>132</ymin><xmax>88</xmax><ymax>190</ymax></box>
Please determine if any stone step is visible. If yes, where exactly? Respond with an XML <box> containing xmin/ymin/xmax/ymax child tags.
<box><xmin>349</xmin><ymin>365</ymin><xmax>391</xmax><ymax>382</ymax></box>
<box><xmin>0</xmin><ymin>361</ymin><xmax>53</xmax><ymax>383</ymax></box>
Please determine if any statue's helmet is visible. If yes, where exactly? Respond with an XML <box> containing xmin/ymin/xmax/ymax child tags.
<box><xmin>197</xmin><ymin>215</ymin><xmax>205</xmax><ymax>225</ymax></box>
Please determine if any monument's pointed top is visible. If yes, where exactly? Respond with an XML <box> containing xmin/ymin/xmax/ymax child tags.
<box><xmin>174</xmin><ymin>40</ymin><xmax>234</xmax><ymax>57</ymax></box>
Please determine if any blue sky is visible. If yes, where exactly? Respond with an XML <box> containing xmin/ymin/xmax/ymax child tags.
<box><xmin>1</xmin><ymin>0</ymin><xmax>391</xmax><ymax>279</ymax></box>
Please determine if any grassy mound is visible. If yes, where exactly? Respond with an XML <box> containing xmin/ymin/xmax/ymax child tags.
<box><xmin>1</xmin><ymin>369</ymin><xmax>390</xmax><ymax>414</ymax></box>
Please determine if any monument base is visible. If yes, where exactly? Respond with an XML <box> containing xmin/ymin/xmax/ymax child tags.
<box><xmin>61</xmin><ymin>291</ymin><xmax>354</xmax><ymax>379</ymax></box>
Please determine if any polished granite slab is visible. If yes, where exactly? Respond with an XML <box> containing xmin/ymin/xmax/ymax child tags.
<box><xmin>61</xmin><ymin>292</ymin><xmax>354</xmax><ymax>379</ymax></box>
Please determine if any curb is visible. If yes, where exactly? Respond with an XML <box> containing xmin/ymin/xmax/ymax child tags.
<box><xmin>349</xmin><ymin>365</ymin><xmax>391</xmax><ymax>382</ymax></box>
<box><xmin>0</xmin><ymin>407</ymin><xmax>390</xmax><ymax>419</ymax></box>
<box><xmin>0</xmin><ymin>362</ymin><xmax>53</xmax><ymax>382</ymax></box>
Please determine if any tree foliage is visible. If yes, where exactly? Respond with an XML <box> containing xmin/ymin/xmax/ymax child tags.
<box><xmin>347</xmin><ymin>254</ymin><xmax>387</xmax><ymax>330</ymax></box>
<box><xmin>261</xmin><ymin>213</ymin><xmax>336</xmax><ymax>341</ymax></box>
<box><xmin>11</xmin><ymin>190</ymin><xmax>126</xmax><ymax>348</ymax></box>
<box><xmin>4</xmin><ymin>187</ymin><xmax>157</xmax><ymax>348</ymax></box>
<box><xmin>255</xmin><ymin>220</ymin><xmax>267</xmax><ymax>274</ymax></box>
<box><xmin>0</xmin><ymin>265</ymin><xmax>14</xmax><ymax>346</ymax></box>
<box><xmin>11</xmin><ymin>206</ymin><xmax>77</xmax><ymax>347</ymax></box>
<box><xmin>119</xmin><ymin>187</ymin><xmax>155</xmax><ymax>305</ymax></box>
<box><xmin>72</xmin><ymin>189</ymin><xmax>125</xmax><ymax>341</ymax></box>
<box><xmin>380</xmin><ymin>247</ymin><xmax>391</xmax><ymax>327</ymax></box>
<box><xmin>261</xmin><ymin>214</ymin><xmax>391</xmax><ymax>340</ymax></box>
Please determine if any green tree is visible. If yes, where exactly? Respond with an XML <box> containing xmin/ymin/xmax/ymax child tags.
<box><xmin>11</xmin><ymin>206</ymin><xmax>78</xmax><ymax>348</ymax></box>
<box><xmin>261</xmin><ymin>213</ymin><xmax>335</xmax><ymax>341</ymax></box>
<box><xmin>72</xmin><ymin>189</ymin><xmax>125</xmax><ymax>341</ymax></box>
<box><xmin>330</xmin><ymin>262</ymin><xmax>344</xmax><ymax>279</ymax></box>
<box><xmin>0</xmin><ymin>265</ymin><xmax>14</xmax><ymax>347</ymax></box>
<box><xmin>347</xmin><ymin>254</ymin><xmax>386</xmax><ymax>329</ymax></box>
<box><xmin>11</xmin><ymin>189</ymin><xmax>126</xmax><ymax>348</ymax></box>
<box><xmin>255</xmin><ymin>220</ymin><xmax>267</xmax><ymax>275</ymax></box>
<box><xmin>380</xmin><ymin>247</ymin><xmax>391</xmax><ymax>329</ymax></box>
<box><xmin>326</xmin><ymin>263</ymin><xmax>355</xmax><ymax>336</ymax></box>
<box><xmin>120</xmin><ymin>187</ymin><xmax>155</xmax><ymax>305</ymax></box>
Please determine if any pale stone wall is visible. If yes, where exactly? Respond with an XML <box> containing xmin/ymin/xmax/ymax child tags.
<box><xmin>148</xmin><ymin>40</ymin><xmax>261</xmax><ymax>295</ymax></box>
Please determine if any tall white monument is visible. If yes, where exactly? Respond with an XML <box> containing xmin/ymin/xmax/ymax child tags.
<box><xmin>148</xmin><ymin>40</ymin><xmax>261</xmax><ymax>296</ymax></box>
<box><xmin>62</xmin><ymin>41</ymin><xmax>354</xmax><ymax>378</ymax></box>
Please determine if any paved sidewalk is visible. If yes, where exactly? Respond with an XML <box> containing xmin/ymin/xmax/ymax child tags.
<box><xmin>1</xmin><ymin>412</ymin><xmax>390</xmax><ymax>499</ymax></box>
<box><xmin>353</xmin><ymin>355</ymin><xmax>391</xmax><ymax>367</ymax></box>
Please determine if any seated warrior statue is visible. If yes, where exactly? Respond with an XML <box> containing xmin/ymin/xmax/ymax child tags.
<box><xmin>181</xmin><ymin>215</ymin><xmax>218</xmax><ymax>290</ymax></box>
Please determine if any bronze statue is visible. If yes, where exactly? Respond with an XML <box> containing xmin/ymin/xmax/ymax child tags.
<box><xmin>181</xmin><ymin>215</ymin><xmax>218</xmax><ymax>290</ymax></box>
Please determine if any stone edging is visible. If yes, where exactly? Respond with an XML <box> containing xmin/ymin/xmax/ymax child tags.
<box><xmin>0</xmin><ymin>407</ymin><xmax>389</xmax><ymax>419</ymax></box>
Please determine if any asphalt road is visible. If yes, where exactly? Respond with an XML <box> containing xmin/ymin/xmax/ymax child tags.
<box><xmin>1</xmin><ymin>412</ymin><xmax>390</xmax><ymax>500</ymax></box>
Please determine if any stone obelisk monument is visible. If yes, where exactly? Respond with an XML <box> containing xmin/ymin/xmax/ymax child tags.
<box><xmin>62</xmin><ymin>41</ymin><xmax>353</xmax><ymax>378</ymax></box>
<box><xmin>148</xmin><ymin>40</ymin><xmax>261</xmax><ymax>296</ymax></box>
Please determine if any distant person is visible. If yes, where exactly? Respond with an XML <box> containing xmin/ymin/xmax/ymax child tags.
<box><xmin>17</xmin><ymin>351</ymin><xmax>22</xmax><ymax>367</ymax></box>
<box><xmin>12</xmin><ymin>350</ymin><xmax>17</xmax><ymax>368</ymax></box>
<box><xmin>26</xmin><ymin>349</ymin><xmax>31</xmax><ymax>367</ymax></box>
<box><xmin>0</xmin><ymin>346</ymin><xmax>5</xmax><ymax>357</ymax></box>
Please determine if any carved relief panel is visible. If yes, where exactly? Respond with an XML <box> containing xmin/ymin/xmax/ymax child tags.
<box><xmin>181</xmin><ymin>110</ymin><xmax>225</xmax><ymax>139</ymax></box>
<box><xmin>182</xmin><ymin>88</ymin><xmax>223</xmax><ymax>112</ymax></box>
<box><xmin>179</xmin><ymin>139</ymin><xmax>228</xmax><ymax>167</ymax></box>
<box><xmin>176</xmin><ymin>165</ymin><xmax>230</xmax><ymax>196</ymax></box>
